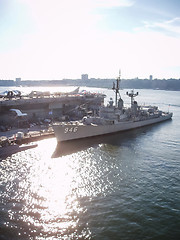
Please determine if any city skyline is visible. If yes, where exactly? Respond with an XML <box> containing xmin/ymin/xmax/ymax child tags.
<box><xmin>0</xmin><ymin>0</ymin><xmax>180</xmax><ymax>80</ymax></box>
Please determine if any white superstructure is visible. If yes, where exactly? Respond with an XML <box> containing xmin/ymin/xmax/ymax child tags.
<box><xmin>53</xmin><ymin>72</ymin><xmax>173</xmax><ymax>142</ymax></box>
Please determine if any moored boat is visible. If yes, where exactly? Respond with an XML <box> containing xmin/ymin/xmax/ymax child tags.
<box><xmin>53</xmin><ymin>72</ymin><xmax>173</xmax><ymax>142</ymax></box>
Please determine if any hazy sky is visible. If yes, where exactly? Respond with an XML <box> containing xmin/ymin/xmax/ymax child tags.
<box><xmin>0</xmin><ymin>0</ymin><xmax>180</xmax><ymax>80</ymax></box>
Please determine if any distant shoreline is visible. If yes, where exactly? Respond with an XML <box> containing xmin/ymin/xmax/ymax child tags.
<box><xmin>1</xmin><ymin>78</ymin><xmax>180</xmax><ymax>91</ymax></box>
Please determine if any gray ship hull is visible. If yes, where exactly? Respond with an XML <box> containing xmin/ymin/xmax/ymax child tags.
<box><xmin>53</xmin><ymin>113</ymin><xmax>172</xmax><ymax>142</ymax></box>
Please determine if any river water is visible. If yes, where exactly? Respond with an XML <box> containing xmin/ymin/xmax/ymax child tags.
<box><xmin>0</xmin><ymin>87</ymin><xmax>180</xmax><ymax>240</ymax></box>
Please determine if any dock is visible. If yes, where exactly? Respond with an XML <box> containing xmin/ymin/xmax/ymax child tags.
<box><xmin>0</xmin><ymin>125</ymin><xmax>54</xmax><ymax>147</ymax></box>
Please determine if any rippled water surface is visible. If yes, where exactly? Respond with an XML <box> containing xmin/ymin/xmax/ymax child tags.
<box><xmin>0</xmin><ymin>88</ymin><xmax>180</xmax><ymax>240</ymax></box>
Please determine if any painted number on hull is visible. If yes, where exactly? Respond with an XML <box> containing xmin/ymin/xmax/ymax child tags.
<box><xmin>64</xmin><ymin>127</ymin><xmax>78</xmax><ymax>134</ymax></box>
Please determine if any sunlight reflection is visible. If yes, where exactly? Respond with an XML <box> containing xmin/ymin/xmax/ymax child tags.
<box><xmin>29</xmin><ymin>160</ymin><xmax>75</xmax><ymax>215</ymax></box>
<box><xmin>20</xmin><ymin>141</ymin><xmax>84</xmax><ymax>234</ymax></box>
<box><xmin>8</xmin><ymin>139</ymin><xmax>116</xmax><ymax>237</ymax></box>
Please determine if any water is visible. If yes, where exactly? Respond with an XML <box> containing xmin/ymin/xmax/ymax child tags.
<box><xmin>0</xmin><ymin>87</ymin><xmax>180</xmax><ymax>239</ymax></box>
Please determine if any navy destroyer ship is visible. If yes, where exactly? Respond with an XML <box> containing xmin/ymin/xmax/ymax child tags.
<box><xmin>53</xmin><ymin>73</ymin><xmax>173</xmax><ymax>142</ymax></box>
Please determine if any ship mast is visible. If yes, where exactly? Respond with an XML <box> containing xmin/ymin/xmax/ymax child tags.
<box><xmin>112</xmin><ymin>70</ymin><xmax>121</xmax><ymax>107</ymax></box>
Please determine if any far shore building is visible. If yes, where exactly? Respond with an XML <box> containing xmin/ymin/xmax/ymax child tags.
<box><xmin>16</xmin><ymin>78</ymin><xmax>21</xmax><ymax>86</ymax></box>
<box><xmin>81</xmin><ymin>74</ymin><xmax>88</xmax><ymax>81</ymax></box>
<box><xmin>149</xmin><ymin>75</ymin><xmax>153</xmax><ymax>81</ymax></box>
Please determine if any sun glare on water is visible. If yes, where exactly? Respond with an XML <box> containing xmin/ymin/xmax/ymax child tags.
<box><xmin>3</xmin><ymin>135</ymin><xmax>117</xmax><ymax>238</ymax></box>
<box><xmin>15</xmin><ymin>138</ymin><xmax>93</xmax><ymax>237</ymax></box>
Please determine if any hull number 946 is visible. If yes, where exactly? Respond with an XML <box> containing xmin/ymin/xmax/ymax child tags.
<box><xmin>64</xmin><ymin>127</ymin><xmax>78</xmax><ymax>134</ymax></box>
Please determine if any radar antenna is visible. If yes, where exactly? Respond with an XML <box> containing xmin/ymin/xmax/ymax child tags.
<box><xmin>126</xmin><ymin>90</ymin><xmax>139</xmax><ymax>107</ymax></box>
